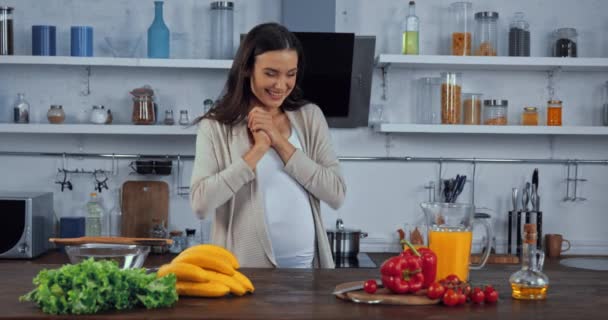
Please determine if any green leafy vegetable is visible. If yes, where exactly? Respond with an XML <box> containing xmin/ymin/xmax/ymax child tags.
<box><xmin>20</xmin><ymin>258</ymin><xmax>178</xmax><ymax>315</ymax></box>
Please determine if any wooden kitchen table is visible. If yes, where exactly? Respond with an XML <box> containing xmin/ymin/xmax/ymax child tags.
<box><xmin>0</xmin><ymin>251</ymin><xmax>606</xmax><ymax>319</ymax></box>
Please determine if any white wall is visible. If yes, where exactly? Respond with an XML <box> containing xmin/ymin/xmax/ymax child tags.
<box><xmin>1</xmin><ymin>0</ymin><xmax>607</xmax><ymax>255</ymax></box>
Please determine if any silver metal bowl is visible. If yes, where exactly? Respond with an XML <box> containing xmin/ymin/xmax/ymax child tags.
<box><xmin>64</xmin><ymin>244</ymin><xmax>150</xmax><ymax>269</ymax></box>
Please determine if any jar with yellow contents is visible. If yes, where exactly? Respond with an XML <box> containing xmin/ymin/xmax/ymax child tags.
<box><xmin>547</xmin><ymin>100</ymin><xmax>563</xmax><ymax>126</ymax></box>
<box><xmin>521</xmin><ymin>106</ymin><xmax>539</xmax><ymax>126</ymax></box>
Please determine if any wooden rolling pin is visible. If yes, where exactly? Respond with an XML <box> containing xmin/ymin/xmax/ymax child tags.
<box><xmin>49</xmin><ymin>236</ymin><xmax>173</xmax><ymax>246</ymax></box>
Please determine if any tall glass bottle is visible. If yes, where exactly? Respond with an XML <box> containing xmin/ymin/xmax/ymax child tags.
<box><xmin>13</xmin><ymin>93</ymin><xmax>30</xmax><ymax>123</ymax></box>
<box><xmin>109</xmin><ymin>188</ymin><xmax>122</xmax><ymax>237</ymax></box>
<box><xmin>147</xmin><ymin>1</ymin><xmax>170</xmax><ymax>58</ymax></box>
<box><xmin>85</xmin><ymin>192</ymin><xmax>105</xmax><ymax>236</ymax></box>
<box><xmin>402</xmin><ymin>1</ymin><xmax>419</xmax><ymax>55</ymax></box>
<box><xmin>509</xmin><ymin>224</ymin><xmax>549</xmax><ymax>300</ymax></box>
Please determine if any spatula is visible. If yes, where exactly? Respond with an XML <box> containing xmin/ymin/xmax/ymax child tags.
<box><xmin>49</xmin><ymin>236</ymin><xmax>172</xmax><ymax>246</ymax></box>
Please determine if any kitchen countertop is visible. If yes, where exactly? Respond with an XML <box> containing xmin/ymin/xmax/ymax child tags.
<box><xmin>0</xmin><ymin>251</ymin><xmax>606</xmax><ymax>319</ymax></box>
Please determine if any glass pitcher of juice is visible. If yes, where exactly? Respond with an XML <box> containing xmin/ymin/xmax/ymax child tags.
<box><xmin>420</xmin><ymin>202</ymin><xmax>492</xmax><ymax>281</ymax></box>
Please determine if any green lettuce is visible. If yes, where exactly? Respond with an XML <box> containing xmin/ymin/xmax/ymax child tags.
<box><xmin>20</xmin><ymin>258</ymin><xmax>178</xmax><ymax>315</ymax></box>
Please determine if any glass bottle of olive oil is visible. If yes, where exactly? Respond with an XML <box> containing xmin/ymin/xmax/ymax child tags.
<box><xmin>402</xmin><ymin>1</ymin><xmax>419</xmax><ymax>54</ymax></box>
<box><xmin>509</xmin><ymin>224</ymin><xmax>549</xmax><ymax>300</ymax></box>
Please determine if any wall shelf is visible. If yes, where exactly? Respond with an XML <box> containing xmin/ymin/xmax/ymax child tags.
<box><xmin>376</xmin><ymin>54</ymin><xmax>608</xmax><ymax>72</ymax></box>
<box><xmin>0</xmin><ymin>55</ymin><xmax>233</xmax><ymax>69</ymax></box>
<box><xmin>0</xmin><ymin>123</ymin><xmax>198</xmax><ymax>135</ymax></box>
<box><xmin>374</xmin><ymin>123</ymin><xmax>608</xmax><ymax>136</ymax></box>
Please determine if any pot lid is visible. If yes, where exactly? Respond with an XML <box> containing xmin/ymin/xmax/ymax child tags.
<box><xmin>326</xmin><ymin>218</ymin><xmax>361</xmax><ymax>234</ymax></box>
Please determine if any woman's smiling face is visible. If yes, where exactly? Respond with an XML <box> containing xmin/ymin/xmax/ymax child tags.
<box><xmin>250</xmin><ymin>49</ymin><xmax>298</xmax><ymax>110</ymax></box>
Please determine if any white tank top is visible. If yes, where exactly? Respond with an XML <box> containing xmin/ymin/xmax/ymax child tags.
<box><xmin>257</xmin><ymin>130</ymin><xmax>315</xmax><ymax>268</ymax></box>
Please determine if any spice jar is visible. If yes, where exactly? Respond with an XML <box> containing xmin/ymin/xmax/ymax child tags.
<box><xmin>462</xmin><ymin>93</ymin><xmax>482</xmax><ymax>125</ymax></box>
<box><xmin>521</xmin><ymin>106</ymin><xmax>538</xmax><ymax>126</ymax></box>
<box><xmin>47</xmin><ymin>105</ymin><xmax>65</xmax><ymax>124</ymax></box>
<box><xmin>553</xmin><ymin>28</ymin><xmax>577</xmax><ymax>57</ymax></box>
<box><xmin>483</xmin><ymin>99</ymin><xmax>508</xmax><ymax>125</ymax></box>
<box><xmin>440</xmin><ymin>72</ymin><xmax>462</xmax><ymax>124</ymax></box>
<box><xmin>474</xmin><ymin>11</ymin><xmax>499</xmax><ymax>56</ymax></box>
<box><xmin>449</xmin><ymin>2</ymin><xmax>473</xmax><ymax>56</ymax></box>
<box><xmin>168</xmin><ymin>230</ymin><xmax>185</xmax><ymax>254</ymax></box>
<box><xmin>179</xmin><ymin>110</ymin><xmax>190</xmax><ymax>125</ymax></box>
<box><xmin>0</xmin><ymin>6</ymin><xmax>14</xmax><ymax>55</ymax></box>
<box><xmin>164</xmin><ymin>109</ymin><xmax>175</xmax><ymax>125</ymax></box>
<box><xmin>547</xmin><ymin>100</ymin><xmax>563</xmax><ymax>126</ymax></box>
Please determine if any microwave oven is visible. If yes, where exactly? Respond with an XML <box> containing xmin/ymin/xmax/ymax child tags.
<box><xmin>0</xmin><ymin>192</ymin><xmax>54</xmax><ymax>258</ymax></box>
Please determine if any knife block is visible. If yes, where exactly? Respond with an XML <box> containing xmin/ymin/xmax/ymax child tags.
<box><xmin>508</xmin><ymin>210</ymin><xmax>542</xmax><ymax>256</ymax></box>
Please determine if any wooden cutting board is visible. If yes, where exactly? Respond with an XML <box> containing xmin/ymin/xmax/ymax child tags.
<box><xmin>121</xmin><ymin>181</ymin><xmax>169</xmax><ymax>238</ymax></box>
<box><xmin>334</xmin><ymin>281</ymin><xmax>440</xmax><ymax>305</ymax></box>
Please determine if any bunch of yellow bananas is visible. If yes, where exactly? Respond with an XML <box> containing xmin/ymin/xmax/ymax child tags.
<box><xmin>156</xmin><ymin>244</ymin><xmax>254</xmax><ymax>297</ymax></box>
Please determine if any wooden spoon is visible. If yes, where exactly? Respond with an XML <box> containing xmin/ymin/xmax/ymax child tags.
<box><xmin>49</xmin><ymin>236</ymin><xmax>172</xmax><ymax>246</ymax></box>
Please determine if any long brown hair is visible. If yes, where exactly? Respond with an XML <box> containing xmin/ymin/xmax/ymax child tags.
<box><xmin>195</xmin><ymin>22</ymin><xmax>308</xmax><ymax>125</ymax></box>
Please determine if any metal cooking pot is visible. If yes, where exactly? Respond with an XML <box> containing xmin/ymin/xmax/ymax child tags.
<box><xmin>326</xmin><ymin>219</ymin><xmax>368</xmax><ymax>259</ymax></box>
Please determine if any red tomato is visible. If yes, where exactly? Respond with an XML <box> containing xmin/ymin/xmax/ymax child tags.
<box><xmin>485</xmin><ymin>289</ymin><xmax>499</xmax><ymax>303</ymax></box>
<box><xmin>442</xmin><ymin>289</ymin><xmax>459</xmax><ymax>307</ymax></box>
<box><xmin>445</xmin><ymin>274</ymin><xmax>461</xmax><ymax>284</ymax></box>
<box><xmin>363</xmin><ymin>280</ymin><xmax>377</xmax><ymax>294</ymax></box>
<box><xmin>470</xmin><ymin>288</ymin><xmax>485</xmax><ymax>304</ymax></box>
<box><xmin>427</xmin><ymin>283</ymin><xmax>446</xmax><ymax>300</ymax></box>
<box><xmin>484</xmin><ymin>285</ymin><xmax>495</xmax><ymax>294</ymax></box>
<box><xmin>456</xmin><ymin>289</ymin><xmax>467</xmax><ymax>305</ymax></box>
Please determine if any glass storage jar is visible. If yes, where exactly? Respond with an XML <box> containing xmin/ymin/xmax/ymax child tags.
<box><xmin>483</xmin><ymin>99</ymin><xmax>508</xmax><ymax>125</ymax></box>
<box><xmin>47</xmin><ymin>105</ymin><xmax>65</xmax><ymax>124</ymax></box>
<box><xmin>416</xmin><ymin>77</ymin><xmax>442</xmax><ymax>124</ymax></box>
<box><xmin>449</xmin><ymin>2</ymin><xmax>473</xmax><ymax>56</ymax></box>
<box><xmin>440</xmin><ymin>72</ymin><xmax>462</xmax><ymax>124</ymax></box>
<box><xmin>508</xmin><ymin>12</ymin><xmax>530</xmax><ymax>56</ymax></box>
<box><xmin>474</xmin><ymin>11</ymin><xmax>499</xmax><ymax>56</ymax></box>
<box><xmin>462</xmin><ymin>93</ymin><xmax>483</xmax><ymax>125</ymax></box>
<box><xmin>210</xmin><ymin>1</ymin><xmax>234</xmax><ymax>59</ymax></box>
<box><xmin>521</xmin><ymin>106</ymin><xmax>539</xmax><ymax>126</ymax></box>
<box><xmin>553</xmin><ymin>28</ymin><xmax>577</xmax><ymax>57</ymax></box>
<box><xmin>0</xmin><ymin>6</ymin><xmax>14</xmax><ymax>55</ymax></box>
<box><xmin>179</xmin><ymin>110</ymin><xmax>190</xmax><ymax>125</ymax></box>
<box><xmin>547</xmin><ymin>100</ymin><xmax>563</xmax><ymax>126</ymax></box>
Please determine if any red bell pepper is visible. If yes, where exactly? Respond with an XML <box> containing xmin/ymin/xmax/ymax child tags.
<box><xmin>400</xmin><ymin>241</ymin><xmax>437</xmax><ymax>289</ymax></box>
<box><xmin>380</xmin><ymin>254</ymin><xmax>424</xmax><ymax>294</ymax></box>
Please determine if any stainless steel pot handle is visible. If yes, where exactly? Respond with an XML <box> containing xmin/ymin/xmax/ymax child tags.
<box><xmin>336</xmin><ymin>218</ymin><xmax>344</xmax><ymax>231</ymax></box>
<box><xmin>360</xmin><ymin>232</ymin><xmax>368</xmax><ymax>238</ymax></box>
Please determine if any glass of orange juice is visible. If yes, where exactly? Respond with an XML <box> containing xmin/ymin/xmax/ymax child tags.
<box><xmin>420</xmin><ymin>202</ymin><xmax>492</xmax><ymax>281</ymax></box>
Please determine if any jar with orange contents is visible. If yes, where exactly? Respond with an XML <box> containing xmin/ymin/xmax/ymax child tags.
<box><xmin>547</xmin><ymin>100</ymin><xmax>562</xmax><ymax>126</ymax></box>
<box><xmin>521</xmin><ymin>106</ymin><xmax>539</xmax><ymax>126</ymax></box>
<box><xmin>449</xmin><ymin>2</ymin><xmax>473</xmax><ymax>56</ymax></box>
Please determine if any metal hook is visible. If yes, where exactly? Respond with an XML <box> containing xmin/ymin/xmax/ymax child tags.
<box><xmin>93</xmin><ymin>169</ymin><xmax>109</xmax><ymax>193</ymax></box>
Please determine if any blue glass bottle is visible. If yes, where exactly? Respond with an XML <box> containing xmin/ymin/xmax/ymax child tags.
<box><xmin>147</xmin><ymin>1</ymin><xmax>170</xmax><ymax>58</ymax></box>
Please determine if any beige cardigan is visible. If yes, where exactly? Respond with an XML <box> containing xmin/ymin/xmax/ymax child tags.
<box><xmin>190</xmin><ymin>103</ymin><xmax>346</xmax><ymax>268</ymax></box>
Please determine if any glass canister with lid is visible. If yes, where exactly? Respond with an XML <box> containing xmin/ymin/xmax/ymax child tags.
<box><xmin>552</xmin><ymin>28</ymin><xmax>577</xmax><ymax>57</ymax></box>
<box><xmin>130</xmin><ymin>85</ymin><xmax>156</xmax><ymax>125</ymax></box>
<box><xmin>474</xmin><ymin>11</ymin><xmax>499</xmax><ymax>56</ymax></box>
<box><xmin>210</xmin><ymin>1</ymin><xmax>234</xmax><ymax>59</ymax></box>
<box><xmin>449</xmin><ymin>2</ymin><xmax>473</xmax><ymax>56</ymax></box>
<box><xmin>47</xmin><ymin>105</ymin><xmax>65</xmax><ymax>124</ymax></box>
<box><xmin>440</xmin><ymin>72</ymin><xmax>462</xmax><ymax>124</ymax></box>
<box><xmin>483</xmin><ymin>99</ymin><xmax>508</xmax><ymax>125</ymax></box>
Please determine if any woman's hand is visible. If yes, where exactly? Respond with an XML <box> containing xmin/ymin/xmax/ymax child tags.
<box><xmin>251</xmin><ymin>127</ymin><xmax>271</xmax><ymax>150</ymax></box>
<box><xmin>248</xmin><ymin>107</ymin><xmax>282</xmax><ymax>146</ymax></box>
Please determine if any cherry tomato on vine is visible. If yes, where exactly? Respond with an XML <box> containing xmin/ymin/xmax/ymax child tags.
<box><xmin>427</xmin><ymin>282</ymin><xmax>446</xmax><ymax>300</ymax></box>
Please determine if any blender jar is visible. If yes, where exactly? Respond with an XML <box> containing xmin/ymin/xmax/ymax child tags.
<box><xmin>449</xmin><ymin>2</ymin><xmax>473</xmax><ymax>56</ymax></box>
<box><xmin>474</xmin><ymin>11</ymin><xmax>499</xmax><ymax>56</ymax></box>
